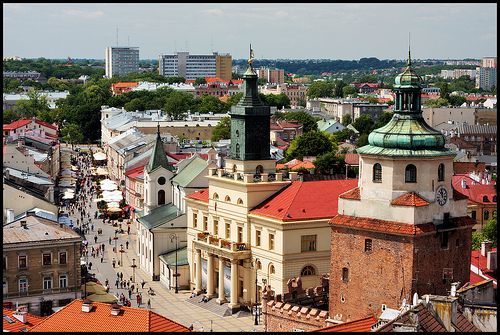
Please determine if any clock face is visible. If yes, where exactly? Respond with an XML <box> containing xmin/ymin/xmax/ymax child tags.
<box><xmin>436</xmin><ymin>186</ymin><xmax>448</xmax><ymax>206</ymax></box>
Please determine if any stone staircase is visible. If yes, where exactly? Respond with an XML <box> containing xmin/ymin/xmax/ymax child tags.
<box><xmin>186</xmin><ymin>295</ymin><xmax>232</xmax><ymax>317</ymax></box>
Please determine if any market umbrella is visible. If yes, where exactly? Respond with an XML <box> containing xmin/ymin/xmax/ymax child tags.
<box><xmin>86</xmin><ymin>291</ymin><xmax>117</xmax><ymax>303</ymax></box>
<box><xmin>107</xmin><ymin>207</ymin><xmax>122</xmax><ymax>212</ymax></box>
<box><xmin>107</xmin><ymin>202</ymin><xmax>120</xmax><ymax>208</ymax></box>
<box><xmin>96</xmin><ymin>167</ymin><xmax>109</xmax><ymax>176</ymax></box>
<box><xmin>81</xmin><ymin>282</ymin><xmax>107</xmax><ymax>294</ymax></box>
<box><xmin>93</xmin><ymin>152</ymin><xmax>107</xmax><ymax>161</ymax></box>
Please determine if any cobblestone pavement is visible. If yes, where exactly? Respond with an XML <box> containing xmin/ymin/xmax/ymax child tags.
<box><xmin>65</xmin><ymin>147</ymin><xmax>265</xmax><ymax>332</ymax></box>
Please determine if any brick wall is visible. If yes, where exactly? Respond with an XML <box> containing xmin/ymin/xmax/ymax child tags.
<box><xmin>329</xmin><ymin>222</ymin><xmax>472</xmax><ymax>322</ymax></box>
<box><xmin>262</xmin><ymin>298</ymin><xmax>328</xmax><ymax>331</ymax></box>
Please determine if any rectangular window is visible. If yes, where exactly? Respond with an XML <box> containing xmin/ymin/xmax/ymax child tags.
<box><xmin>443</xmin><ymin>268</ymin><xmax>453</xmax><ymax>280</ymax></box>
<box><xmin>213</xmin><ymin>219</ymin><xmax>219</xmax><ymax>236</ymax></box>
<box><xmin>59</xmin><ymin>252</ymin><xmax>67</xmax><ymax>265</ymax></box>
<box><xmin>365</xmin><ymin>239</ymin><xmax>373</xmax><ymax>252</ymax></box>
<box><xmin>203</xmin><ymin>216</ymin><xmax>208</xmax><ymax>231</ymax></box>
<box><xmin>237</xmin><ymin>226</ymin><xmax>243</xmax><ymax>243</ymax></box>
<box><xmin>342</xmin><ymin>267</ymin><xmax>349</xmax><ymax>283</ymax></box>
<box><xmin>256</xmin><ymin>230</ymin><xmax>261</xmax><ymax>247</ymax></box>
<box><xmin>43</xmin><ymin>277</ymin><xmax>52</xmax><ymax>290</ymax></box>
<box><xmin>18</xmin><ymin>255</ymin><xmax>27</xmax><ymax>269</ymax></box>
<box><xmin>301</xmin><ymin>235</ymin><xmax>317</xmax><ymax>252</ymax></box>
<box><xmin>269</xmin><ymin>234</ymin><xmax>275</xmax><ymax>250</ymax></box>
<box><xmin>440</xmin><ymin>232</ymin><xmax>449</xmax><ymax>249</ymax></box>
<box><xmin>193</xmin><ymin>213</ymin><xmax>198</xmax><ymax>228</ymax></box>
<box><xmin>43</xmin><ymin>253</ymin><xmax>51</xmax><ymax>266</ymax></box>
<box><xmin>225</xmin><ymin>223</ymin><xmax>231</xmax><ymax>239</ymax></box>
<box><xmin>471</xmin><ymin>211</ymin><xmax>477</xmax><ymax>220</ymax></box>
<box><xmin>19</xmin><ymin>278</ymin><xmax>28</xmax><ymax>293</ymax></box>
<box><xmin>59</xmin><ymin>275</ymin><xmax>67</xmax><ymax>288</ymax></box>
<box><xmin>3</xmin><ymin>256</ymin><xmax>6</xmax><ymax>271</ymax></box>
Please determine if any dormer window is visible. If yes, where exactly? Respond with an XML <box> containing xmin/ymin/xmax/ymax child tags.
<box><xmin>373</xmin><ymin>163</ymin><xmax>382</xmax><ymax>183</ymax></box>
<box><xmin>405</xmin><ymin>164</ymin><xmax>417</xmax><ymax>183</ymax></box>
<box><xmin>483</xmin><ymin>196</ymin><xmax>489</xmax><ymax>202</ymax></box>
<box><xmin>438</xmin><ymin>163</ymin><xmax>445</xmax><ymax>182</ymax></box>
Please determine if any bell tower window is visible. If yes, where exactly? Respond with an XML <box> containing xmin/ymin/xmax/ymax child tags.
<box><xmin>438</xmin><ymin>163</ymin><xmax>445</xmax><ymax>182</ymax></box>
<box><xmin>405</xmin><ymin>164</ymin><xmax>417</xmax><ymax>183</ymax></box>
<box><xmin>373</xmin><ymin>163</ymin><xmax>382</xmax><ymax>183</ymax></box>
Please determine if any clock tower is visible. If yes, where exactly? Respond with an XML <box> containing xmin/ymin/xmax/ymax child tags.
<box><xmin>328</xmin><ymin>49</ymin><xmax>475</xmax><ymax>322</ymax></box>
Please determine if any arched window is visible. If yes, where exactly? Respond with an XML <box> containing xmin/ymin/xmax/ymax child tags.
<box><xmin>438</xmin><ymin>163</ymin><xmax>445</xmax><ymax>182</ymax></box>
<box><xmin>213</xmin><ymin>192</ymin><xmax>219</xmax><ymax>200</ymax></box>
<box><xmin>301</xmin><ymin>265</ymin><xmax>316</xmax><ymax>276</ymax></box>
<box><xmin>269</xmin><ymin>264</ymin><xmax>275</xmax><ymax>274</ymax></box>
<box><xmin>158</xmin><ymin>190</ymin><xmax>165</xmax><ymax>205</ymax></box>
<box><xmin>158</xmin><ymin>176</ymin><xmax>166</xmax><ymax>185</ymax></box>
<box><xmin>342</xmin><ymin>267</ymin><xmax>349</xmax><ymax>283</ymax></box>
<box><xmin>256</xmin><ymin>260</ymin><xmax>262</xmax><ymax>270</ymax></box>
<box><xmin>225</xmin><ymin>195</ymin><xmax>231</xmax><ymax>202</ymax></box>
<box><xmin>493</xmin><ymin>196</ymin><xmax>497</xmax><ymax>203</ymax></box>
<box><xmin>237</xmin><ymin>198</ymin><xmax>243</xmax><ymax>205</ymax></box>
<box><xmin>405</xmin><ymin>164</ymin><xmax>417</xmax><ymax>183</ymax></box>
<box><xmin>373</xmin><ymin>163</ymin><xmax>382</xmax><ymax>183</ymax></box>
<box><xmin>256</xmin><ymin>165</ymin><xmax>264</xmax><ymax>175</ymax></box>
<box><xmin>484</xmin><ymin>210</ymin><xmax>489</xmax><ymax>220</ymax></box>
<box><xmin>483</xmin><ymin>196</ymin><xmax>489</xmax><ymax>202</ymax></box>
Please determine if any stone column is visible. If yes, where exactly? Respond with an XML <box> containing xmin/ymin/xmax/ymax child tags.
<box><xmin>228</xmin><ymin>259</ymin><xmax>240</xmax><ymax>310</ymax></box>
<box><xmin>216</xmin><ymin>257</ymin><xmax>226</xmax><ymax>304</ymax></box>
<box><xmin>195</xmin><ymin>249</ymin><xmax>202</xmax><ymax>294</ymax></box>
<box><xmin>207</xmin><ymin>253</ymin><xmax>215</xmax><ymax>298</ymax></box>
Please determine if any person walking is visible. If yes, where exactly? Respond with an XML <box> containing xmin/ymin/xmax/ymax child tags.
<box><xmin>109</xmin><ymin>237</ymin><xmax>112</xmax><ymax>245</ymax></box>
<box><xmin>127</xmin><ymin>226</ymin><xmax>130</xmax><ymax>235</ymax></box>
<box><xmin>94</xmin><ymin>235</ymin><xmax>98</xmax><ymax>243</ymax></box>
<box><xmin>88</xmin><ymin>262</ymin><xmax>93</xmax><ymax>270</ymax></box>
<box><xmin>128</xmin><ymin>288</ymin><xmax>132</xmax><ymax>299</ymax></box>
<box><xmin>136</xmin><ymin>294</ymin><xmax>141</xmax><ymax>307</ymax></box>
<box><xmin>100</xmin><ymin>255</ymin><xmax>104</xmax><ymax>263</ymax></box>
<box><xmin>115</xmin><ymin>279</ymin><xmax>119</xmax><ymax>289</ymax></box>
<box><xmin>105</xmin><ymin>278</ymin><xmax>109</xmax><ymax>287</ymax></box>
<box><xmin>147</xmin><ymin>299</ymin><xmax>151</xmax><ymax>309</ymax></box>
<box><xmin>112</xmin><ymin>258</ymin><xmax>116</xmax><ymax>268</ymax></box>
<box><xmin>141</xmin><ymin>280</ymin><xmax>146</xmax><ymax>289</ymax></box>
<box><xmin>126</xmin><ymin>241</ymin><xmax>129</xmax><ymax>249</ymax></box>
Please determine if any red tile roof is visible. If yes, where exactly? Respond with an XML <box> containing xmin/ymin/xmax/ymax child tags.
<box><xmin>270</xmin><ymin>120</ymin><xmax>302</xmax><ymax>130</ymax></box>
<box><xmin>330</xmin><ymin>215</ymin><xmax>475</xmax><ymax>236</ymax></box>
<box><xmin>3</xmin><ymin>119</ymin><xmax>32</xmax><ymax>131</ymax></box>
<box><xmin>390</xmin><ymin>192</ymin><xmax>430</xmax><ymax>207</ymax></box>
<box><xmin>290</xmin><ymin>160</ymin><xmax>315</xmax><ymax>171</ymax></box>
<box><xmin>250</xmin><ymin>179</ymin><xmax>358</xmax><ymax>222</ymax></box>
<box><xmin>454</xmin><ymin>310</ymin><xmax>480</xmax><ymax>332</ymax></box>
<box><xmin>276</xmin><ymin>163</ymin><xmax>287</xmax><ymax>170</ymax></box>
<box><xmin>470</xmin><ymin>248</ymin><xmax>497</xmax><ymax>286</ymax></box>
<box><xmin>35</xmin><ymin>119</ymin><xmax>58</xmax><ymax>131</ymax></box>
<box><xmin>112</xmin><ymin>82</ymin><xmax>139</xmax><ymax>88</ymax></box>
<box><xmin>2</xmin><ymin>308</ymin><xmax>45</xmax><ymax>332</ymax></box>
<box><xmin>125</xmin><ymin>165</ymin><xmax>145</xmax><ymax>178</ymax></box>
<box><xmin>186</xmin><ymin>188</ymin><xmax>209</xmax><ymax>203</ymax></box>
<box><xmin>452</xmin><ymin>174</ymin><xmax>497</xmax><ymax>204</ymax></box>
<box><xmin>339</xmin><ymin>187</ymin><xmax>361</xmax><ymax>200</ymax></box>
<box><xmin>343</xmin><ymin>153</ymin><xmax>359</xmax><ymax>166</ymax></box>
<box><xmin>29</xmin><ymin>299</ymin><xmax>190</xmax><ymax>332</ymax></box>
<box><xmin>453</xmin><ymin>162</ymin><xmax>486</xmax><ymax>175</ymax></box>
<box><xmin>314</xmin><ymin>315</ymin><xmax>377</xmax><ymax>332</ymax></box>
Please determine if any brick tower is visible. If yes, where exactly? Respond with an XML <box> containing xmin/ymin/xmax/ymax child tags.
<box><xmin>328</xmin><ymin>49</ymin><xmax>475</xmax><ymax>322</ymax></box>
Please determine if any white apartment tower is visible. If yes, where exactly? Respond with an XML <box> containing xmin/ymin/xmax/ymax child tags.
<box><xmin>105</xmin><ymin>47</ymin><xmax>140</xmax><ymax>78</ymax></box>
<box><xmin>159</xmin><ymin>52</ymin><xmax>222</xmax><ymax>80</ymax></box>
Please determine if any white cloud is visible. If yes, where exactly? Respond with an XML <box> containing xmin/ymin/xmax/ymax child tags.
<box><xmin>61</xmin><ymin>9</ymin><xmax>104</xmax><ymax>19</ymax></box>
<box><xmin>204</xmin><ymin>8</ymin><xmax>224</xmax><ymax>16</ymax></box>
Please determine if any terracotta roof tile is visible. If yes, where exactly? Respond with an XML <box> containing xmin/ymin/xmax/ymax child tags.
<box><xmin>453</xmin><ymin>162</ymin><xmax>486</xmax><ymax>175</ymax></box>
<box><xmin>250</xmin><ymin>179</ymin><xmax>357</xmax><ymax>222</ymax></box>
<box><xmin>112</xmin><ymin>82</ymin><xmax>139</xmax><ymax>88</ymax></box>
<box><xmin>35</xmin><ymin>119</ymin><xmax>58</xmax><ymax>131</ymax></box>
<box><xmin>390</xmin><ymin>192</ymin><xmax>430</xmax><ymax>207</ymax></box>
<box><xmin>453</xmin><ymin>311</ymin><xmax>480</xmax><ymax>332</ymax></box>
<box><xmin>314</xmin><ymin>315</ymin><xmax>377</xmax><ymax>332</ymax></box>
<box><xmin>330</xmin><ymin>215</ymin><xmax>475</xmax><ymax>236</ymax></box>
<box><xmin>452</xmin><ymin>174</ymin><xmax>496</xmax><ymax>204</ymax></box>
<box><xmin>29</xmin><ymin>299</ymin><xmax>190</xmax><ymax>332</ymax></box>
<box><xmin>470</xmin><ymin>248</ymin><xmax>497</xmax><ymax>285</ymax></box>
<box><xmin>3</xmin><ymin>308</ymin><xmax>45</xmax><ymax>332</ymax></box>
<box><xmin>343</xmin><ymin>153</ymin><xmax>359</xmax><ymax>166</ymax></box>
<box><xmin>339</xmin><ymin>187</ymin><xmax>361</xmax><ymax>200</ymax></box>
<box><xmin>377</xmin><ymin>303</ymin><xmax>446</xmax><ymax>332</ymax></box>
<box><xmin>290</xmin><ymin>160</ymin><xmax>315</xmax><ymax>171</ymax></box>
<box><xmin>3</xmin><ymin>119</ymin><xmax>32</xmax><ymax>130</ymax></box>
<box><xmin>186</xmin><ymin>188</ymin><xmax>209</xmax><ymax>203</ymax></box>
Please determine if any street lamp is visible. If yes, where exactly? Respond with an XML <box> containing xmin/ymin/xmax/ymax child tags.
<box><xmin>131</xmin><ymin>258</ymin><xmax>137</xmax><ymax>283</ymax></box>
<box><xmin>170</xmin><ymin>233</ymin><xmax>179</xmax><ymax>294</ymax></box>
<box><xmin>254</xmin><ymin>258</ymin><xmax>259</xmax><ymax>325</ymax></box>
<box><xmin>119</xmin><ymin>244</ymin><xmax>125</xmax><ymax>267</ymax></box>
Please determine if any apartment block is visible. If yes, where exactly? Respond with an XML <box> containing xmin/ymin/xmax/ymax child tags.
<box><xmin>481</xmin><ymin>57</ymin><xmax>497</xmax><ymax>68</ymax></box>
<box><xmin>105</xmin><ymin>47</ymin><xmax>140</xmax><ymax>78</ymax></box>
<box><xmin>216</xmin><ymin>54</ymin><xmax>233</xmax><ymax>81</ymax></box>
<box><xmin>257</xmin><ymin>68</ymin><xmax>285</xmax><ymax>84</ymax></box>
<box><xmin>476</xmin><ymin>67</ymin><xmax>497</xmax><ymax>90</ymax></box>
<box><xmin>159</xmin><ymin>52</ymin><xmax>232</xmax><ymax>80</ymax></box>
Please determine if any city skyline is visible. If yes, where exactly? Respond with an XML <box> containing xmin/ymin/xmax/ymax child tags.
<box><xmin>3</xmin><ymin>3</ymin><xmax>497</xmax><ymax>60</ymax></box>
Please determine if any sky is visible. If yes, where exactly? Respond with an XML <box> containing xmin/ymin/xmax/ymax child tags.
<box><xmin>3</xmin><ymin>3</ymin><xmax>497</xmax><ymax>60</ymax></box>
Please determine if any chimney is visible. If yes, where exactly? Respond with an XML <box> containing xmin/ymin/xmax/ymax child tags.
<box><xmin>289</xmin><ymin>171</ymin><xmax>299</xmax><ymax>181</ymax></box>
<box><xmin>487</xmin><ymin>251</ymin><xmax>497</xmax><ymax>271</ymax></box>
<box><xmin>450</xmin><ymin>282</ymin><xmax>460</xmax><ymax>297</ymax></box>
<box><xmin>481</xmin><ymin>241</ymin><xmax>492</xmax><ymax>257</ymax></box>
<box><xmin>110</xmin><ymin>303</ymin><xmax>121</xmax><ymax>316</ymax></box>
<box><xmin>81</xmin><ymin>299</ymin><xmax>93</xmax><ymax>312</ymax></box>
<box><xmin>20</xmin><ymin>221</ymin><xmax>28</xmax><ymax>229</ymax></box>
<box><xmin>12</xmin><ymin>311</ymin><xmax>27</xmax><ymax>324</ymax></box>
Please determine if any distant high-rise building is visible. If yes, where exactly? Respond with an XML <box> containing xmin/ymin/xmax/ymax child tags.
<box><xmin>257</xmin><ymin>67</ymin><xmax>285</xmax><ymax>84</ymax></box>
<box><xmin>481</xmin><ymin>57</ymin><xmax>497</xmax><ymax>69</ymax></box>
<box><xmin>158</xmin><ymin>52</ymin><xmax>232</xmax><ymax>80</ymax></box>
<box><xmin>476</xmin><ymin>67</ymin><xmax>497</xmax><ymax>91</ymax></box>
<box><xmin>105</xmin><ymin>47</ymin><xmax>140</xmax><ymax>78</ymax></box>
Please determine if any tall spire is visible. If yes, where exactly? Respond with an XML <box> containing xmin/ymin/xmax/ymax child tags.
<box><xmin>147</xmin><ymin>123</ymin><xmax>173</xmax><ymax>173</ymax></box>
<box><xmin>407</xmin><ymin>32</ymin><xmax>412</xmax><ymax>67</ymax></box>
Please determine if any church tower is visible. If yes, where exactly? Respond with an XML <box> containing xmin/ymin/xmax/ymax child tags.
<box><xmin>143</xmin><ymin>125</ymin><xmax>175</xmax><ymax>215</ymax></box>
<box><xmin>328</xmin><ymin>49</ymin><xmax>475</xmax><ymax>321</ymax></box>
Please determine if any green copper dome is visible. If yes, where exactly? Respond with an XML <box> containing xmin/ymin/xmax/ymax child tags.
<box><xmin>357</xmin><ymin>49</ymin><xmax>454</xmax><ymax>158</ymax></box>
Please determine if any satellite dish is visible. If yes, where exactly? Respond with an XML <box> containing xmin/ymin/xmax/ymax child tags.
<box><xmin>412</xmin><ymin>292</ymin><xmax>418</xmax><ymax>306</ymax></box>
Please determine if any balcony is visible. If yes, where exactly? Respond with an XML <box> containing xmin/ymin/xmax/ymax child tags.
<box><xmin>194</xmin><ymin>232</ymin><xmax>251</xmax><ymax>260</ymax></box>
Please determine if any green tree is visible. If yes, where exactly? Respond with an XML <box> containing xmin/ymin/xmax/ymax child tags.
<box><xmin>197</xmin><ymin>94</ymin><xmax>228</xmax><ymax>114</ymax></box>
<box><xmin>194</xmin><ymin>77</ymin><xmax>207</xmax><ymax>85</ymax></box>
<box><xmin>314</xmin><ymin>151</ymin><xmax>345</xmax><ymax>175</ymax></box>
<box><xmin>124</xmin><ymin>98</ymin><xmax>146</xmax><ymax>112</ymax></box>
<box><xmin>306</xmin><ymin>81</ymin><xmax>335</xmax><ymax>99</ymax></box>
<box><xmin>3</xmin><ymin>78</ymin><xmax>21</xmax><ymax>92</ymax></box>
<box><xmin>424</xmin><ymin>98</ymin><xmax>449</xmax><ymax>108</ymax></box>
<box><xmin>47</xmin><ymin>77</ymin><xmax>69</xmax><ymax>91</ymax></box>
<box><xmin>228</xmin><ymin>92</ymin><xmax>243</xmax><ymax>107</ymax></box>
<box><xmin>448</xmin><ymin>95</ymin><xmax>467</xmax><ymax>107</ymax></box>
<box><xmin>257</xmin><ymin>77</ymin><xmax>267</xmax><ymax>86</ymax></box>
<box><xmin>341</xmin><ymin>114</ymin><xmax>352</xmax><ymax>126</ymax></box>
<box><xmin>3</xmin><ymin>109</ymin><xmax>18</xmax><ymax>124</ymax></box>
<box><xmin>61</xmin><ymin>122</ymin><xmax>84</xmax><ymax>149</ymax></box>
<box><xmin>13</xmin><ymin>90</ymin><xmax>51</xmax><ymax>119</ymax></box>
<box><xmin>211</xmin><ymin>116</ymin><xmax>231</xmax><ymax>141</ymax></box>
<box><xmin>334</xmin><ymin>80</ymin><xmax>347</xmax><ymax>98</ymax></box>
<box><xmin>275</xmin><ymin>110</ymin><xmax>318</xmax><ymax>133</ymax></box>
<box><xmin>164</xmin><ymin>91</ymin><xmax>193</xmax><ymax>120</ymax></box>
<box><xmin>373</xmin><ymin>111</ymin><xmax>394</xmax><ymax>129</ymax></box>
<box><xmin>483</xmin><ymin>213</ymin><xmax>497</xmax><ymax>247</ymax></box>
<box><xmin>286</xmin><ymin>131</ymin><xmax>333</xmax><ymax>160</ymax></box>
<box><xmin>332</xmin><ymin>128</ymin><xmax>355</xmax><ymax>143</ymax></box>
<box><xmin>439</xmin><ymin>82</ymin><xmax>450</xmax><ymax>100</ymax></box>
<box><xmin>342</xmin><ymin>85</ymin><xmax>358</xmax><ymax>97</ymax></box>
<box><xmin>352</xmin><ymin>114</ymin><xmax>375</xmax><ymax>135</ymax></box>
<box><xmin>356</xmin><ymin>133</ymin><xmax>369</xmax><ymax>147</ymax></box>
